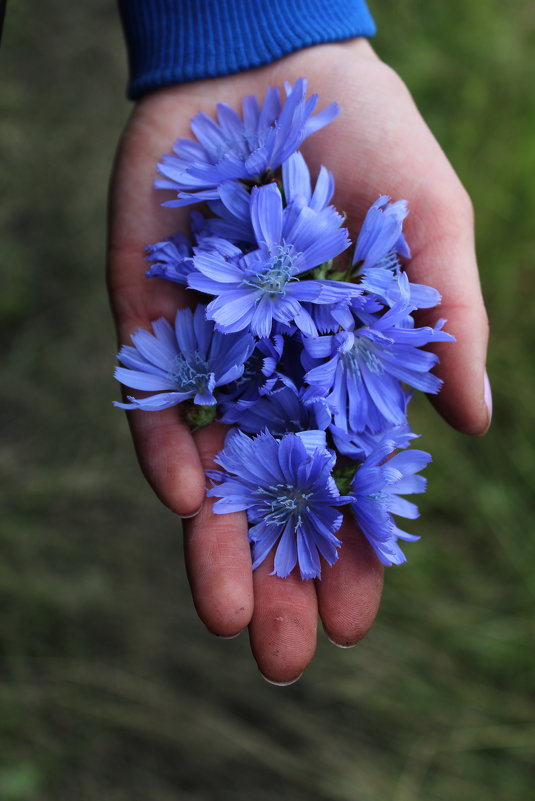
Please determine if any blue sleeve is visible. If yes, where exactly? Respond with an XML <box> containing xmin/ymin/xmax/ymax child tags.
<box><xmin>118</xmin><ymin>0</ymin><xmax>376</xmax><ymax>100</ymax></box>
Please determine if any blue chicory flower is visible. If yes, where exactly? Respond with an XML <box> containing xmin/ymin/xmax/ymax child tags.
<box><xmin>350</xmin><ymin>440</ymin><xmax>431</xmax><ymax>566</ymax></box>
<box><xmin>207</xmin><ymin>429</ymin><xmax>352</xmax><ymax>579</ymax></box>
<box><xmin>353</xmin><ymin>196</ymin><xmax>441</xmax><ymax>311</ymax></box>
<box><xmin>114</xmin><ymin>305</ymin><xmax>254</xmax><ymax>410</ymax></box>
<box><xmin>353</xmin><ymin>195</ymin><xmax>411</xmax><ymax>270</ymax></box>
<box><xmin>155</xmin><ymin>79</ymin><xmax>339</xmax><ymax>207</ymax></box>
<box><xmin>303</xmin><ymin>273</ymin><xmax>455</xmax><ymax>434</ymax></box>
<box><xmin>188</xmin><ymin>182</ymin><xmax>357</xmax><ymax>337</ymax></box>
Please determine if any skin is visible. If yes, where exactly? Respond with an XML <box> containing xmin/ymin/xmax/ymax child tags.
<box><xmin>107</xmin><ymin>39</ymin><xmax>490</xmax><ymax>684</ymax></box>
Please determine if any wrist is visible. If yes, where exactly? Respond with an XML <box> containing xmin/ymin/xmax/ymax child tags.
<box><xmin>119</xmin><ymin>0</ymin><xmax>376</xmax><ymax>100</ymax></box>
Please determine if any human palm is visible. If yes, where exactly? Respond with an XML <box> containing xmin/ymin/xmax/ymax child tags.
<box><xmin>107</xmin><ymin>39</ymin><xmax>489</xmax><ymax>683</ymax></box>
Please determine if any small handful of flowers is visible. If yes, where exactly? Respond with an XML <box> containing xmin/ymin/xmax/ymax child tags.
<box><xmin>114</xmin><ymin>79</ymin><xmax>454</xmax><ymax>580</ymax></box>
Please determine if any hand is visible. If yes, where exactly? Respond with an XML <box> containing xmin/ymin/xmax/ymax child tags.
<box><xmin>107</xmin><ymin>39</ymin><xmax>489</xmax><ymax>683</ymax></box>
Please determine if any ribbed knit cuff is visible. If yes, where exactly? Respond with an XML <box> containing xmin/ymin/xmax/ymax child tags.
<box><xmin>118</xmin><ymin>0</ymin><xmax>376</xmax><ymax>100</ymax></box>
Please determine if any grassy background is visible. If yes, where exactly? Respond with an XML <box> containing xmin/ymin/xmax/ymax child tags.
<box><xmin>1</xmin><ymin>1</ymin><xmax>534</xmax><ymax>799</ymax></box>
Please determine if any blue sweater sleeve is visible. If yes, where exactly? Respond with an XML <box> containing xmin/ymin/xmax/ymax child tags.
<box><xmin>118</xmin><ymin>0</ymin><xmax>376</xmax><ymax>100</ymax></box>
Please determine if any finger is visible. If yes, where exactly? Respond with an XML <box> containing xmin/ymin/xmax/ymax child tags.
<box><xmin>248</xmin><ymin>555</ymin><xmax>318</xmax><ymax>684</ymax></box>
<box><xmin>124</xmin><ymin>405</ymin><xmax>206</xmax><ymax>518</ymax></box>
<box><xmin>316</xmin><ymin>516</ymin><xmax>384</xmax><ymax>647</ymax></box>
<box><xmin>111</xmin><ymin>250</ymin><xmax>204</xmax><ymax>518</ymax></box>
<box><xmin>406</xmin><ymin>184</ymin><xmax>490</xmax><ymax>436</ymax></box>
<box><xmin>111</xmin><ymin>242</ymin><xmax>204</xmax><ymax>519</ymax></box>
<box><xmin>183</xmin><ymin>423</ymin><xmax>254</xmax><ymax>636</ymax></box>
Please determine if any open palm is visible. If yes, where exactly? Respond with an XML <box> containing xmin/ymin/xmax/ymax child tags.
<box><xmin>107</xmin><ymin>39</ymin><xmax>489</xmax><ymax>683</ymax></box>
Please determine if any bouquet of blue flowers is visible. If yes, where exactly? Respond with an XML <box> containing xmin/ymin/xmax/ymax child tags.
<box><xmin>114</xmin><ymin>79</ymin><xmax>454</xmax><ymax>580</ymax></box>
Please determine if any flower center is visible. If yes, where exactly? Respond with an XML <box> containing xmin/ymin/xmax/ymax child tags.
<box><xmin>356</xmin><ymin>249</ymin><xmax>400</xmax><ymax>273</ymax></box>
<box><xmin>168</xmin><ymin>352</ymin><xmax>211</xmax><ymax>393</ymax></box>
<box><xmin>378</xmin><ymin>250</ymin><xmax>401</xmax><ymax>271</ymax></box>
<box><xmin>243</xmin><ymin>245</ymin><xmax>297</xmax><ymax>297</ymax></box>
<box><xmin>259</xmin><ymin>483</ymin><xmax>313</xmax><ymax>526</ymax></box>
<box><xmin>211</xmin><ymin>127</ymin><xmax>266</xmax><ymax>163</ymax></box>
<box><xmin>344</xmin><ymin>335</ymin><xmax>385</xmax><ymax>375</ymax></box>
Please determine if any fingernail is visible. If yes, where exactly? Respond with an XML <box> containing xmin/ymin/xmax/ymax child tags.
<box><xmin>215</xmin><ymin>631</ymin><xmax>242</xmax><ymax>640</ymax></box>
<box><xmin>484</xmin><ymin>369</ymin><xmax>493</xmax><ymax>426</ymax></box>
<box><xmin>260</xmin><ymin>671</ymin><xmax>303</xmax><ymax>687</ymax></box>
<box><xmin>178</xmin><ymin>506</ymin><xmax>203</xmax><ymax>520</ymax></box>
<box><xmin>326</xmin><ymin>633</ymin><xmax>358</xmax><ymax>649</ymax></box>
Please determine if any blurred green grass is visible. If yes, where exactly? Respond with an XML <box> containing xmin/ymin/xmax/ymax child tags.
<box><xmin>1</xmin><ymin>1</ymin><xmax>534</xmax><ymax>799</ymax></box>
